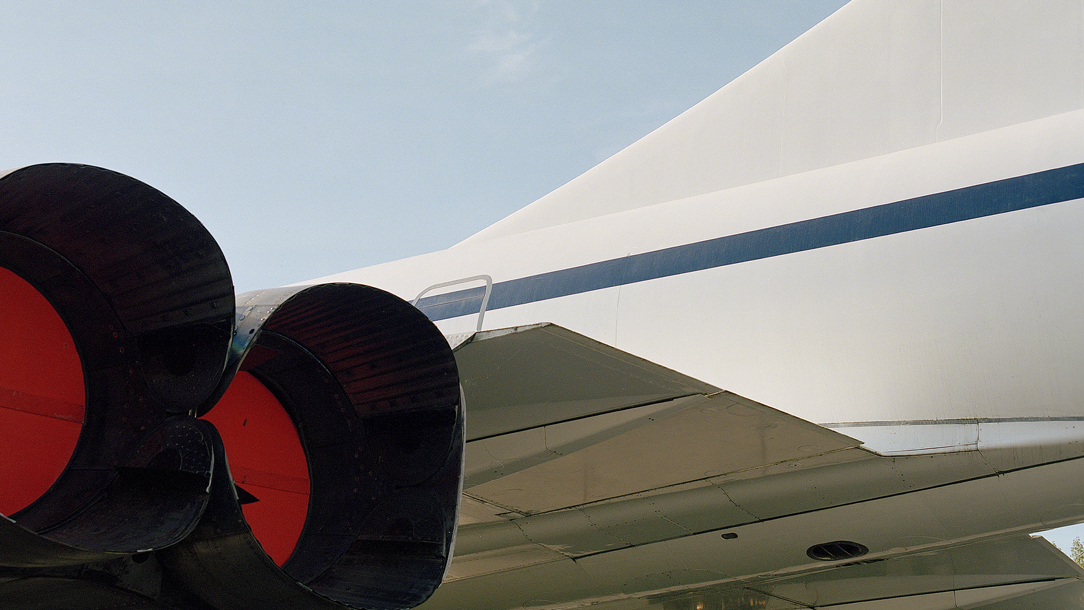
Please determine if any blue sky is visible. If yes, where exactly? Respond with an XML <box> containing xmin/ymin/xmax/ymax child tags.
<box><xmin>0</xmin><ymin>0</ymin><xmax>849</xmax><ymax>292</ymax></box>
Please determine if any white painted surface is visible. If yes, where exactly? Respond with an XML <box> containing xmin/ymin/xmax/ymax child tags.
<box><xmin>320</xmin><ymin>109</ymin><xmax>1084</xmax><ymax>427</ymax></box>
<box><xmin>459</xmin><ymin>0</ymin><xmax>1084</xmax><ymax>244</ymax></box>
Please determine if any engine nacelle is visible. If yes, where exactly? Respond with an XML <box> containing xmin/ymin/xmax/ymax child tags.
<box><xmin>0</xmin><ymin>164</ymin><xmax>463</xmax><ymax>609</ymax></box>
<box><xmin>173</xmin><ymin>283</ymin><xmax>464</xmax><ymax>610</ymax></box>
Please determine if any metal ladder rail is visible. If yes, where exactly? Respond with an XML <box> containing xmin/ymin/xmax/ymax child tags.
<box><xmin>411</xmin><ymin>275</ymin><xmax>493</xmax><ymax>332</ymax></box>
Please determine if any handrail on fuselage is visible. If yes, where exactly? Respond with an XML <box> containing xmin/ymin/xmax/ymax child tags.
<box><xmin>411</xmin><ymin>274</ymin><xmax>493</xmax><ymax>332</ymax></box>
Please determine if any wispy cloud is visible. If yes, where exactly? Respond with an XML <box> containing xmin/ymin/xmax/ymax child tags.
<box><xmin>468</xmin><ymin>0</ymin><xmax>542</xmax><ymax>86</ymax></box>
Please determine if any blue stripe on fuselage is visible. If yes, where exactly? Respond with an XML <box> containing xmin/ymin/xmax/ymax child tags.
<box><xmin>416</xmin><ymin>163</ymin><xmax>1084</xmax><ymax>322</ymax></box>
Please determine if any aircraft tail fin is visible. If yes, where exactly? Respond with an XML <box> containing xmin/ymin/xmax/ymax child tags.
<box><xmin>462</xmin><ymin>0</ymin><xmax>1084</xmax><ymax>244</ymax></box>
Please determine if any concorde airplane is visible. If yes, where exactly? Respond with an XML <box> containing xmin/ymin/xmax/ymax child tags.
<box><xmin>4</xmin><ymin>1</ymin><xmax>1084</xmax><ymax>608</ymax></box>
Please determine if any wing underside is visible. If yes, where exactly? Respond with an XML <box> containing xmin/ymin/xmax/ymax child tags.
<box><xmin>434</xmin><ymin>324</ymin><xmax>1084</xmax><ymax>610</ymax></box>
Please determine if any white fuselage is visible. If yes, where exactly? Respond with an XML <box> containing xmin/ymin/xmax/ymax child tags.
<box><xmin>317</xmin><ymin>108</ymin><xmax>1084</xmax><ymax>452</ymax></box>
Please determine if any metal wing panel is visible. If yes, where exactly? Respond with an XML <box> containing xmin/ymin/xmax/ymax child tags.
<box><xmin>455</xmin><ymin>324</ymin><xmax>861</xmax><ymax>515</ymax></box>
<box><xmin>453</xmin><ymin>323</ymin><xmax>719</xmax><ymax>441</ymax></box>
<box><xmin>438</xmin><ymin>324</ymin><xmax>1084</xmax><ymax>610</ymax></box>
<box><xmin>422</xmin><ymin>535</ymin><xmax>1084</xmax><ymax>610</ymax></box>
<box><xmin>959</xmin><ymin>579</ymin><xmax>1084</xmax><ymax>609</ymax></box>
<box><xmin>743</xmin><ymin>536</ymin><xmax>1084</xmax><ymax>608</ymax></box>
<box><xmin>464</xmin><ymin>391</ymin><xmax>861</xmax><ymax>515</ymax></box>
